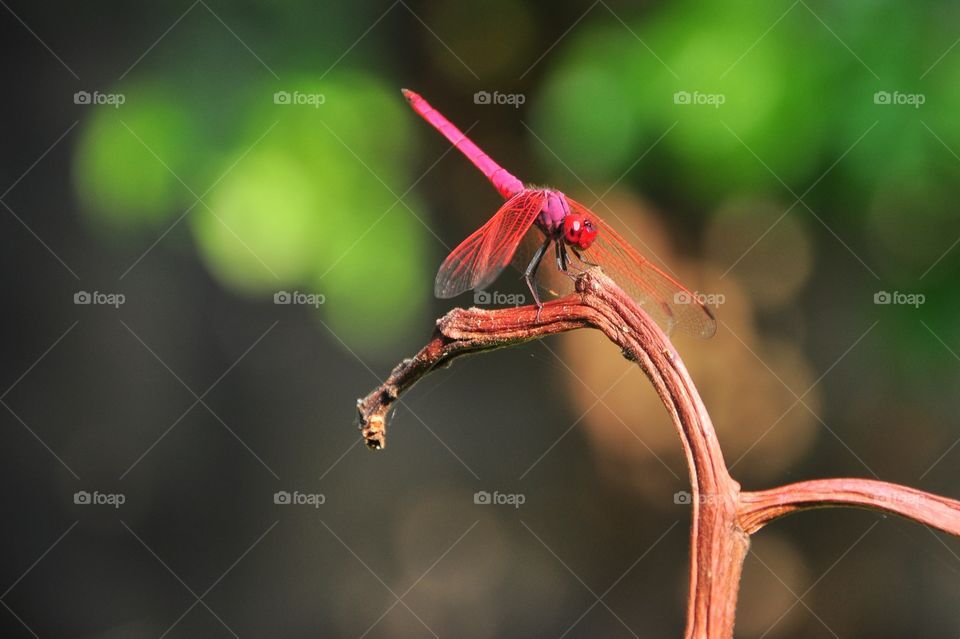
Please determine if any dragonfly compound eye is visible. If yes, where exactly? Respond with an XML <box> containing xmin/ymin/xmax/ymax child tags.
<box><xmin>563</xmin><ymin>214</ymin><xmax>584</xmax><ymax>244</ymax></box>
<box><xmin>575</xmin><ymin>218</ymin><xmax>598</xmax><ymax>250</ymax></box>
<box><xmin>563</xmin><ymin>215</ymin><xmax>598</xmax><ymax>249</ymax></box>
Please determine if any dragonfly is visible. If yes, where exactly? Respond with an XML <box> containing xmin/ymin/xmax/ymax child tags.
<box><xmin>402</xmin><ymin>89</ymin><xmax>716</xmax><ymax>339</ymax></box>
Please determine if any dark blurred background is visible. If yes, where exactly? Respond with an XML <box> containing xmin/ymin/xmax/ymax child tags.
<box><xmin>2</xmin><ymin>0</ymin><xmax>959</xmax><ymax>637</ymax></box>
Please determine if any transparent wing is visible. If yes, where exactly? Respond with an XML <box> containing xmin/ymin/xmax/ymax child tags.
<box><xmin>435</xmin><ymin>190</ymin><xmax>546</xmax><ymax>298</ymax></box>
<box><xmin>510</xmin><ymin>229</ymin><xmax>572</xmax><ymax>299</ymax></box>
<box><xmin>568</xmin><ymin>197</ymin><xmax>717</xmax><ymax>339</ymax></box>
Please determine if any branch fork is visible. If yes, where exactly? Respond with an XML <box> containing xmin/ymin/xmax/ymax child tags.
<box><xmin>356</xmin><ymin>269</ymin><xmax>960</xmax><ymax>638</ymax></box>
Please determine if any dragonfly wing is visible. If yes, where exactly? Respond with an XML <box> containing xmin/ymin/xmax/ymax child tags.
<box><xmin>567</xmin><ymin>198</ymin><xmax>717</xmax><ymax>339</ymax></box>
<box><xmin>511</xmin><ymin>228</ymin><xmax>572</xmax><ymax>299</ymax></box>
<box><xmin>435</xmin><ymin>190</ymin><xmax>547</xmax><ymax>298</ymax></box>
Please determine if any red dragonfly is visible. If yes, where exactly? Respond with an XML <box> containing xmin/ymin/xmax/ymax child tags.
<box><xmin>402</xmin><ymin>89</ymin><xmax>716</xmax><ymax>339</ymax></box>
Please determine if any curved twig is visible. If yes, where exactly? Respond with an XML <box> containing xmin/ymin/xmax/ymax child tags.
<box><xmin>355</xmin><ymin>268</ymin><xmax>960</xmax><ymax>639</ymax></box>
<box><xmin>739</xmin><ymin>479</ymin><xmax>960</xmax><ymax>535</ymax></box>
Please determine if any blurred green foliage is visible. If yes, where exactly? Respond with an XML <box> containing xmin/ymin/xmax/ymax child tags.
<box><xmin>74</xmin><ymin>85</ymin><xmax>201</xmax><ymax>229</ymax></box>
<box><xmin>533</xmin><ymin>0</ymin><xmax>960</xmax><ymax>206</ymax></box>
<box><xmin>74</xmin><ymin>71</ymin><xmax>430</xmax><ymax>352</ymax></box>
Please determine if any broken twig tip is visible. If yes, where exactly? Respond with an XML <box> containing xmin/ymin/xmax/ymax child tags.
<box><xmin>360</xmin><ymin>415</ymin><xmax>386</xmax><ymax>450</ymax></box>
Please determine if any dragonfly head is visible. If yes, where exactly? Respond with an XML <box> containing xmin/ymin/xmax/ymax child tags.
<box><xmin>562</xmin><ymin>211</ymin><xmax>598</xmax><ymax>250</ymax></box>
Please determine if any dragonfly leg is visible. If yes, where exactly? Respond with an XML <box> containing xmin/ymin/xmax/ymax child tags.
<box><xmin>557</xmin><ymin>242</ymin><xmax>581</xmax><ymax>283</ymax></box>
<box><xmin>525</xmin><ymin>237</ymin><xmax>552</xmax><ymax>315</ymax></box>
<box><xmin>571</xmin><ymin>247</ymin><xmax>599</xmax><ymax>267</ymax></box>
<box><xmin>555</xmin><ymin>240</ymin><xmax>568</xmax><ymax>272</ymax></box>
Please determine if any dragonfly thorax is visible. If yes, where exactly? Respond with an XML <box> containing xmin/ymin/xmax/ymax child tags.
<box><xmin>535</xmin><ymin>191</ymin><xmax>571</xmax><ymax>234</ymax></box>
<box><xmin>534</xmin><ymin>191</ymin><xmax>598</xmax><ymax>250</ymax></box>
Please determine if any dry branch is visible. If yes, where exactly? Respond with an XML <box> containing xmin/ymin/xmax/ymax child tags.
<box><xmin>355</xmin><ymin>268</ymin><xmax>960</xmax><ymax>639</ymax></box>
